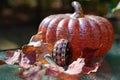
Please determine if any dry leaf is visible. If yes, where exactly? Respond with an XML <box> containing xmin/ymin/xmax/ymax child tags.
<box><xmin>0</xmin><ymin>60</ymin><xmax>6</xmax><ymax>65</ymax></box>
<box><xmin>65</xmin><ymin>58</ymin><xmax>85</xmax><ymax>75</ymax></box>
<box><xmin>6</xmin><ymin>50</ymin><xmax>14</xmax><ymax>59</ymax></box>
<box><xmin>5</xmin><ymin>50</ymin><xmax>21</xmax><ymax>65</ymax></box>
<box><xmin>22</xmin><ymin>62</ymin><xmax>46</xmax><ymax>80</ymax></box>
<box><xmin>46</xmin><ymin>64</ymin><xmax>64</xmax><ymax>77</ymax></box>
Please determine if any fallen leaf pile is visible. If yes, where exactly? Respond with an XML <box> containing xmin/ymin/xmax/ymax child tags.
<box><xmin>0</xmin><ymin>39</ymin><xmax>103</xmax><ymax>80</ymax></box>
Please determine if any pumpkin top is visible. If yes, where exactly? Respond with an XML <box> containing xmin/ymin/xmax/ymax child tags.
<box><xmin>42</xmin><ymin>1</ymin><xmax>84</xmax><ymax>20</ymax></box>
<box><xmin>71</xmin><ymin>1</ymin><xmax>84</xmax><ymax>18</ymax></box>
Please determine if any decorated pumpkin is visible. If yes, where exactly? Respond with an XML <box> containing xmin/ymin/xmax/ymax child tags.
<box><xmin>31</xmin><ymin>1</ymin><xmax>114</xmax><ymax>66</ymax></box>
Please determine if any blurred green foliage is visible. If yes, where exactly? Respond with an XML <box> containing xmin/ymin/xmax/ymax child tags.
<box><xmin>112</xmin><ymin>1</ymin><xmax>120</xmax><ymax>12</ymax></box>
<box><xmin>1</xmin><ymin>0</ymin><xmax>119</xmax><ymax>14</ymax></box>
<box><xmin>0</xmin><ymin>0</ymin><xmax>119</xmax><ymax>16</ymax></box>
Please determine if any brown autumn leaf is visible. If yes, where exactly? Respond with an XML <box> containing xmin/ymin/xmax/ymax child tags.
<box><xmin>0</xmin><ymin>60</ymin><xmax>6</xmax><ymax>65</ymax></box>
<box><xmin>22</xmin><ymin>45</ymin><xmax>36</xmax><ymax>55</ymax></box>
<box><xmin>29</xmin><ymin>33</ymin><xmax>42</xmax><ymax>42</ymax></box>
<box><xmin>19</xmin><ymin>40</ymin><xmax>51</xmax><ymax>68</ymax></box>
<box><xmin>57</xmin><ymin>73</ymin><xmax>80</xmax><ymax>80</ymax></box>
<box><xmin>28</xmin><ymin>40</ymin><xmax>52</xmax><ymax>58</ymax></box>
<box><xmin>37</xmin><ymin>58</ymin><xmax>49</xmax><ymax>64</ymax></box>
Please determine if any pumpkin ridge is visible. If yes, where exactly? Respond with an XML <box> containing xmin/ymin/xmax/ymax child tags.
<box><xmin>94</xmin><ymin>16</ymin><xmax>112</xmax><ymax>57</ymax></box>
<box><xmin>100</xmin><ymin>18</ymin><xmax>110</xmax><ymax>53</ymax></box>
<box><xmin>82</xmin><ymin>17</ymin><xmax>101</xmax><ymax>58</ymax></box>
<box><xmin>100</xmin><ymin>22</ymin><xmax>111</xmax><ymax>57</ymax></box>
<box><xmin>84</xmin><ymin>18</ymin><xmax>95</xmax><ymax>48</ymax></box>
<box><xmin>56</xmin><ymin>18</ymin><xmax>70</xmax><ymax>40</ymax></box>
<box><xmin>99</xmin><ymin>18</ymin><xmax>114</xmax><ymax>51</ymax></box>
<box><xmin>99</xmin><ymin>17</ymin><xmax>114</xmax><ymax>41</ymax></box>
<box><xmin>88</xmin><ymin>16</ymin><xmax>102</xmax><ymax>48</ymax></box>
<box><xmin>38</xmin><ymin>17</ymin><xmax>53</xmax><ymax>42</ymax></box>
<box><xmin>68</xmin><ymin>18</ymin><xmax>81</xmax><ymax>60</ymax></box>
<box><xmin>90</xmin><ymin>16</ymin><xmax>109</xmax><ymax>57</ymax></box>
<box><xmin>87</xmin><ymin>16</ymin><xmax>112</xmax><ymax>57</ymax></box>
<box><xmin>78</xmin><ymin>18</ymin><xmax>90</xmax><ymax>48</ymax></box>
<box><xmin>46</xmin><ymin>17</ymin><xmax>64</xmax><ymax>46</ymax></box>
<box><xmin>38</xmin><ymin>17</ymin><xmax>52</xmax><ymax>32</ymax></box>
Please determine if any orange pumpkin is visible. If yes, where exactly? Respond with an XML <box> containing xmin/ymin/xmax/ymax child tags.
<box><xmin>31</xmin><ymin>1</ymin><xmax>114</xmax><ymax>62</ymax></box>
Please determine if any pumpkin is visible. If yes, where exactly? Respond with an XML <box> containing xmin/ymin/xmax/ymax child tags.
<box><xmin>31</xmin><ymin>1</ymin><xmax>114</xmax><ymax>63</ymax></box>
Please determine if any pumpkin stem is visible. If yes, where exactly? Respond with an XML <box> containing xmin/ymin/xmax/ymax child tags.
<box><xmin>72</xmin><ymin>1</ymin><xmax>84</xmax><ymax>18</ymax></box>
